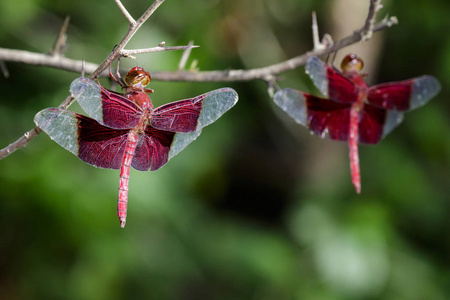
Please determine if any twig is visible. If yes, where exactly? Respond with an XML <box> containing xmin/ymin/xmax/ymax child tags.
<box><xmin>0</xmin><ymin>60</ymin><xmax>9</xmax><ymax>78</ymax></box>
<box><xmin>49</xmin><ymin>16</ymin><xmax>70</xmax><ymax>57</ymax></box>
<box><xmin>0</xmin><ymin>47</ymin><xmax>103</xmax><ymax>75</ymax></box>
<box><xmin>312</xmin><ymin>11</ymin><xmax>334</xmax><ymax>51</ymax></box>
<box><xmin>121</xmin><ymin>45</ymin><xmax>199</xmax><ymax>58</ymax></box>
<box><xmin>0</xmin><ymin>45</ymin><xmax>197</xmax><ymax>78</ymax></box>
<box><xmin>89</xmin><ymin>0</ymin><xmax>165</xmax><ymax>80</ymax></box>
<box><xmin>115</xmin><ymin>0</ymin><xmax>136</xmax><ymax>24</ymax></box>
<box><xmin>360</xmin><ymin>0</ymin><xmax>383</xmax><ymax>41</ymax></box>
<box><xmin>312</xmin><ymin>12</ymin><xmax>324</xmax><ymax>51</ymax></box>
<box><xmin>0</xmin><ymin>127</ymin><xmax>41</xmax><ymax>159</ymax></box>
<box><xmin>178</xmin><ymin>40</ymin><xmax>194</xmax><ymax>70</ymax></box>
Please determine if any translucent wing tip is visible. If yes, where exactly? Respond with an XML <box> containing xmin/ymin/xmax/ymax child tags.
<box><xmin>410</xmin><ymin>75</ymin><xmax>441</xmax><ymax>110</ymax></box>
<box><xmin>382</xmin><ymin>110</ymin><xmax>404</xmax><ymax>138</ymax></box>
<box><xmin>69</xmin><ymin>77</ymin><xmax>103</xmax><ymax>121</ymax></box>
<box><xmin>34</xmin><ymin>108</ymin><xmax>63</xmax><ymax>130</ymax></box>
<box><xmin>70</xmin><ymin>77</ymin><xmax>93</xmax><ymax>99</ymax></box>
<box><xmin>34</xmin><ymin>108</ymin><xmax>79</xmax><ymax>155</ymax></box>
<box><xmin>305</xmin><ymin>56</ymin><xmax>329</xmax><ymax>97</ymax></box>
<box><xmin>273</xmin><ymin>88</ymin><xmax>308</xmax><ymax>126</ymax></box>
<box><xmin>196</xmin><ymin>87</ymin><xmax>238</xmax><ymax>129</ymax></box>
<box><xmin>215</xmin><ymin>87</ymin><xmax>239</xmax><ymax>107</ymax></box>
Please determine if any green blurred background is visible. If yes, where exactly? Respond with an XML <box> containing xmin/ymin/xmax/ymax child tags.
<box><xmin>1</xmin><ymin>0</ymin><xmax>450</xmax><ymax>299</ymax></box>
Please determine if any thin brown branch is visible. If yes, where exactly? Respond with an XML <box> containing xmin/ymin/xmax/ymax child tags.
<box><xmin>150</xmin><ymin>16</ymin><xmax>398</xmax><ymax>82</ymax></box>
<box><xmin>115</xmin><ymin>0</ymin><xmax>136</xmax><ymax>24</ymax></box>
<box><xmin>0</xmin><ymin>60</ymin><xmax>9</xmax><ymax>78</ymax></box>
<box><xmin>0</xmin><ymin>15</ymin><xmax>397</xmax><ymax>84</ymax></box>
<box><xmin>360</xmin><ymin>0</ymin><xmax>383</xmax><ymax>41</ymax></box>
<box><xmin>178</xmin><ymin>40</ymin><xmax>194</xmax><ymax>71</ymax></box>
<box><xmin>88</xmin><ymin>0</ymin><xmax>164</xmax><ymax>81</ymax></box>
<box><xmin>0</xmin><ymin>47</ymin><xmax>103</xmax><ymax>75</ymax></box>
<box><xmin>121</xmin><ymin>45</ymin><xmax>199</xmax><ymax>57</ymax></box>
<box><xmin>311</xmin><ymin>12</ymin><xmax>324</xmax><ymax>51</ymax></box>
<box><xmin>49</xmin><ymin>16</ymin><xmax>70</xmax><ymax>56</ymax></box>
<box><xmin>0</xmin><ymin>44</ymin><xmax>199</xmax><ymax>77</ymax></box>
<box><xmin>311</xmin><ymin>11</ymin><xmax>334</xmax><ymax>51</ymax></box>
<box><xmin>0</xmin><ymin>127</ymin><xmax>41</xmax><ymax>159</ymax></box>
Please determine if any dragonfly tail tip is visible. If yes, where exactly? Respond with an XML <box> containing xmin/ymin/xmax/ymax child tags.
<box><xmin>119</xmin><ymin>218</ymin><xmax>126</xmax><ymax>228</ymax></box>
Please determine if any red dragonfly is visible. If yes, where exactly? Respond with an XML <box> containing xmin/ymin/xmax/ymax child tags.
<box><xmin>274</xmin><ymin>54</ymin><xmax>441</xmax><ymax>193</ymax></box>
<box><xmin>35</xmin><ymin>67</ymin><xmax>238</xmax><ymax>227</ymax></box>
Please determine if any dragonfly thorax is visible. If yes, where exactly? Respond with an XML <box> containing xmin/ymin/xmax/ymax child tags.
<box><xmin>126</xmin><ymin>90</ymin><xmax>153</xmax><ymax>109</ymax></box>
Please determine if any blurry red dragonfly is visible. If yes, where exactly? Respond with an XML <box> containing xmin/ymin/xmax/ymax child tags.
<box><xmin>274</xmin><ymin>54</ymin><xmax>441</xmax><ymax>193</ymax></box>
<box><xmin>35</xmin><ymin>67</ymin><xmax>238</xmax><ymax>227</ymax></box>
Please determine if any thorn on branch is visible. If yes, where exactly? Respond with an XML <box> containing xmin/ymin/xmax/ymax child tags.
<box><xmin>311</xmin><ymin>11</ymin><xmax>333</xmax><ymax>51</ymax></box>
<box><xmin>0</xmin><ymin>60</ymin><xmax>9</xmax><ymax>78</ymax></box>
<box><xmin>178</xmin><ymin>40</ymin><xmax>194</xmax><ymax>71</ymax></box>
<box><xmin>49</xmin><ymin>16</ymin><xmax>70</xmax><ymax>57</ymax></box>
<box><xmin>121</xmin><ymin>44</ymin><xmax>199</xmax><ymax>57</ymax></box>
<box><xmin>265</xmin><ymin>75</ymin><xmax>280</xmax><ymax>98</ymax></box>
<box><xmin>383</xmin><ymin>15</ymin><xmax>399</xmax><ymax>27</ymax></box>
<box><xmin>189</xmin><ymin>59</ymin><xmax>199</xmax><ymax>72</ymax></box>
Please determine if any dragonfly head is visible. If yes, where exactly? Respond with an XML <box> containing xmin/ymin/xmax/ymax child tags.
<box><xmin>341</xmin><ymin>54</ymin><xmax>364</xmax><ymax>74</ymax></box>
<box><xmin>125</xmin><ymin>67</ymin><xmax>151</xmax><ymax>89</ymax></box>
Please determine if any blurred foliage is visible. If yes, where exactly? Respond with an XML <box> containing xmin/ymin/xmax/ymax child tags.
<box><xmin>1</xmin><ymin>0</ymin><xmax>450</xmax><ymax>299</ymax></box>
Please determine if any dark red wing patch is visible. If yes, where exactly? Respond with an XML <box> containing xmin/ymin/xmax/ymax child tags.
<box><xmin>367</xmin><ymin>80</ymin><xmax>413</xmax><ymax>111</ymax></box>
<box><xmin>367</xmin><ymin>75</ymin><xmax>441</xmax><ymax>111</ymax></box>
<box><xmin>150</xmin><ymin>98</ymin><xmax>202</xmax><ymax>133</ymax></box>
<box><xmin>326</xmin><ymin>67</ymin><xmax>359</xmax><ymax>104</ymax></box>
<box><xmin>305</xmin><ymin>94</ymin><xmax>353</xmax><ymax>141</ymax></box>
<box><xmin>100</xmin><ymin>88</ymin><xmax>143</xmax><ymax>129</ymax></box>
<box><xmin>131</xmin><ymin>126</ymin><xmax>176</xmax><ymax>171</ymax></box>
<box><xmin>77</xmin><ymin>115</ymin><xmax>130</xmax><ymax>169</ymax></box>
<box><xmin>357</xmin><ymin>104</ymin><xmax>387</xmax><ymax>144</ymax></box>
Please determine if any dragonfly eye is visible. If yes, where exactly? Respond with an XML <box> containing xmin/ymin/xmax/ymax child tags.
<box><xmin>341</xmin><ymin>54</ymin><xmax>364</xmax><ymax>73</ymax></box>
<box><xmin>125</xmin><ymin>67</ymin><xmax>152</xmax><ymax>87</ymax></box>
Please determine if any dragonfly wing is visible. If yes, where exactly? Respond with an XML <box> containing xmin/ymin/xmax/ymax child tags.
<box><xmin>305</xmin><ymin>56</ymin><xmax>358</xmax><ymax>103</ymax></box>
<box><xmin>70</xmin><ymin>77</ymin><xmax>142</xmax><ymax>129</ymax></box>
<box><xmin>367</xmin><ymin>75</ymin><xmax>441</xmax><ymax>111</ymax></box>
<box><xmin>382</xmin><ymin>110</ymin><xmax>404</xmax><ymax>138</ymax></box>
<box><xmin>150</xmin><ymin>88</ymin><xmax>238</xmax><ymax>132</ymax></box>
<box><xmin>131</xmin><ymin>125</ymin><xmax>202</xmax><ymax>171</ymax></box>
<box><xmin>274</xmin><ymin>88</ymin><xmax>352</xmax><ymax>141</ymax></box>
<box><xmin>357</xmin><ymin>104</ymin><xmax>400</xmax><ymax>144</ymax></box>
<box><xmin>131</xmin><ymin>126</ymin><xmax>174</xmax><ymax>171</ymax></box>
<box><xmin>35</xmin><ymin>108</ymin><xmax>129</xmax><ymax>169</ymax></box>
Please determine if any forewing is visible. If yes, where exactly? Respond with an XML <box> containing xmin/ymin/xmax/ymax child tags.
<box><xmin>150</xmin><ymin>88</ymin><xmax>238</xmax><ymax>132</ymax></box>
<box><xmin>35</xmin><ymin>108</ymin><xmax>129</xmax><ymax>169</ymax></box>
<box><xmin>305</xmin><ymin>56</ymin><xmax>358</xmax><ymax>103</ymax></box>
<box><xmin>367</xmin><ymin>75</ymin><xmax>441</xmax><ymax>111</ymax></box>
<box><xmin>70</xmin><ymin>77</ymin><xmax>142</xmax><ymax>129</ymax></box>
<box><xmin>274</xmin><ymin>88</ymin><xmax>352</xmax><ymax>141</ymax></box>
